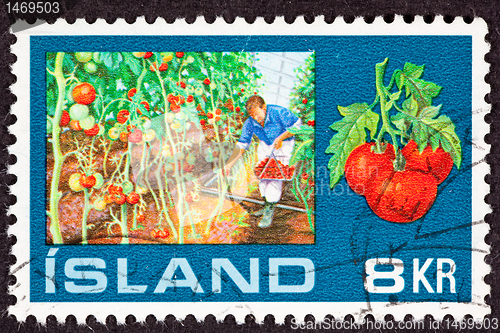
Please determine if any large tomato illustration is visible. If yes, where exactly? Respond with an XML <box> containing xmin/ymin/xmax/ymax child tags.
<box><xmin>344</xmin><ymin>142</ymin><xmax>395</xmax><ymax>195</ymax></box>
<box><xmin>401</xmin><ymin>140</ymin><xmax>454</xmax><ymax>184</ymax></box>
<box><xmin>326</xmin><ymin>58</ymin><xmax>461</xmax><ymax>223</ymax></box>
<box><xmin>365</xmin><ymin>169</ymin><xmax>437</xmax><ymax>223</ymax></box>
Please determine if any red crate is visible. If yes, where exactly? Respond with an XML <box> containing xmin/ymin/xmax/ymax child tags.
<box><xmin>254</xmin><ymin>156</ymin><xmax>296</xmax><ymax>181</ymax></box>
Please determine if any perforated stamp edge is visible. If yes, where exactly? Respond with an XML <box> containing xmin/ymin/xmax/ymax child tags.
<box><xmin>8</xmin><ymin>16</ymin><xmax>490</xmax><ymax>323</ymax></box>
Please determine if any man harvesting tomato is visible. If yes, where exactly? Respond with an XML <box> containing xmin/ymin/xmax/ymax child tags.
<box><xmin>224</xmin><ymin>95</ymin><xmax>301</xmax><ymax>228</ymax></box>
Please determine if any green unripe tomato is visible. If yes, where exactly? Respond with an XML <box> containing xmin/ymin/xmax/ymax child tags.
<box><xmin>69</xmin><ymin>104</ymin><xmax>89</xmax><ymax>121</ymax></box>
<box><xmin>75</xmin><ymin>52</ymin><xmax>93</xmax><ymax>63</ymax></box>
<box><xmin>108</xmin><ymin>127</ymin><xmax>120</xmax><ymax>140</ymax></box>
<box><xmin>79</xmin><ymin>115</ymin><xmax>95</xmax><ymax>130</ymax></box>
<box><xmin>194</xmin><ymin>87</ymin><xmax>204</xmax><ymax>96</ymax></box>
<box><xmin>66</xmin><ymin>83</ymin><xmax>77</xmax><ymax>103</ymax></box>
<box><xmin>92</xmin><ymin>173</ymin><xmax>104</xmax><ymax>189</ymax></box>
<box><xmin>84</xmin><ymin>61</ymin><xmax>98</xmax><ymax>74</ymax></box>
<box><xmin>122</xmin><ymin>181</ymin><xmax>134</xmax><ymax>195</ymax></box>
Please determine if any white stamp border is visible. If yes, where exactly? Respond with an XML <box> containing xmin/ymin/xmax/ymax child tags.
<box><xmin>8</xmin><ymin>16</ymin><xmax>490</xmax><ymax>323</ymax></box>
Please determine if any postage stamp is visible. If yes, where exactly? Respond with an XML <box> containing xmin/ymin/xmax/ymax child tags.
<box><xmin>9</xmin><ymin>17</ymin><xmax>490</xmax><ymax>323</ymax></box>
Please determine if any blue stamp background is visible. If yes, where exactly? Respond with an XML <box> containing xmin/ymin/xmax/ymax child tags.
<box><xmin>32</xmin><ymin>35</ymin><xmax>472</xmax><ymax>302</ymax></box>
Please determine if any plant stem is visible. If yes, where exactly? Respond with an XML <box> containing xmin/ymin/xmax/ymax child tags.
<box><xmin>375</xmin><ymin>58</ymin><xmax>399</xmax><ymax>157</ymax></box>
<box><xmin>48</xmin><ymin>52</ymin><xmax>66</xmax><ymax>244</ymax></box>
<box><xmin>81</xmin><ymin>188</ymin><xmax>90</xmax><ymax>245</ymax></box>
<box><xmin>120</xmin><ymin>145</ymin><xmax>132</xmax><ymax>245</ymax></box>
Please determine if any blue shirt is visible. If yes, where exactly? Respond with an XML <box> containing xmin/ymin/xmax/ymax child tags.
<box><xmin>237</xmin><ymin>104</ymin><xmax>300</xmax><ymax>149</ymax></box>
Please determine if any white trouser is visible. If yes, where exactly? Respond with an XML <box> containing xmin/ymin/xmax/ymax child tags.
<box><xmin>257</xmin><ymin>139</ymin><xmax>294</xmax><ymax>203</ymax></box>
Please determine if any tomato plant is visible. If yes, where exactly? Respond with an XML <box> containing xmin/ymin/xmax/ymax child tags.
<box><xmin>46</xmin><ymin>51</ymin><xmax>264</xmax><ymax>244</ymax></box>
<box><xmin>288</xmin><ymin>52</ymin><xmax>315</xmax><ymax>232</ymax></box>
<box><xmin>326</xmin><ymin>58</ymin><xmax>461</xmax><ymax>223</ymax></box>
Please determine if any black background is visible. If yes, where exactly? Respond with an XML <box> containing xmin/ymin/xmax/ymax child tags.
<box><xmin>0</xmin><ymin>1</ymin><xmax>498</xmax><ymax>332</ymax></box>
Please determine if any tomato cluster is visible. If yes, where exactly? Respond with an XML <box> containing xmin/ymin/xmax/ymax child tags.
<box><xmin>151</xmin><ymin>228</ymin><xmax>170</xmax><ymax>239</ymax></box>
<box><xmin>345</xmin><ymin>141</ymin><xmax>453</xmax><ymax>223</ymax></box>
<box><xmin>102</xmin><ymin>183</ymin><xmax>141</xmax><ymax>207</ymax></box>
<box><xmin>68</xmin><ymin>172</ymin><xmax>103</xmax><ymax>192</ymax></box>
<box><xmin>254</xmin><ymin>158</ymin><xmax>295</xmax><ymax>180</ymax></box>
<box><xmin>56</xmin><ymin>82</ymin><xmax>103</xmax><ymax>137</ymax></box>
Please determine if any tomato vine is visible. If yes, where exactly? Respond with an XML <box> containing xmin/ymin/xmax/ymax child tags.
<box><xmin>326</xmin><ymin>58</ymin><xmax>461</xmax><ymax>188</ymax></box>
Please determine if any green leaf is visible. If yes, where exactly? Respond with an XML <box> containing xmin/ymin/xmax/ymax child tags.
<box><xmin>395</xmin><ymin>72</ymin><xmax>404</xmax><ymax>90</ymax></box>
<box><xmin>123</xmin><ymin>53</ymin><xmax>142</xmax><ymax>76</ymax></box>
<box><xmin>419</xmin><ymin>105</ymin><xmax>442</xmax><ymax>119</ymax></box>
<box><xmin>390</xmin><ymin>112</ymin><xmax>408</xmax><ymax>134</ymax></box>
<box><xmin>393</xmin><ymin>108</ymin><xmax>462</xmax><ymax>168</ymax></box>
<box><xmin>403</xmin><ymin>62</ymin><xmax>425</xmax><ymax>79</ymax></box>
<box><xmin>288</xmin><ymin>125</ymin><xmax>314</xmax><ymax>136</ymax></box>
<box><xmin>325</xmin><ymin>103</ymin><xmax>379</xmax><ymax>187</ymax></box>
<box><xmin>404</xmin><ymin>77</ymin><xmax>442</xmax><ymax>108</ymax></box>
<box><xmin>402</xmin><ymin>97</ymin><xmax>419</xmax><ymax>117</ymax></box>
<box><xmin>102</xmin><ymin>52</ymin><xmax>113</xmax><ymax>69</ymax></box>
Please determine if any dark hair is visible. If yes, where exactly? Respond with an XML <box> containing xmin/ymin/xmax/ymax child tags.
<box><xmin>245</xmin><ymin>95</ymin><xmax>265</xmax><ymax>111</ymax></box>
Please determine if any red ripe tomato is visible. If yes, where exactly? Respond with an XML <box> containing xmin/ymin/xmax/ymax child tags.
<box><xmin>345</xmin><ymin>142</ymin><xmax>395</xmax><ymax>195</ymax></box>
<box><xmin>207</xmin><ymin>113</ymin><xmax>214</xmax><ymax>119</ymax></box>
<box><xmin>149</xmin><ymin>63</ymin><xmax>158</xmax><ymax>72</ymax></box>
<box><xmin>108</xmin><ymin>184</ymin><xmax>122</xmax><ymax>194</ymax></box>
<box><xmin>365</xmin><ymin>169</ymin><xmax>437</xmax><ymax>223</ymax></box>
<box><xmin>144</xmin><ymin>52</ymin><xmax>153</xmax><ymax>59</ymax></box>
<box><xmin>60</xmin><ymin>110</ymin><xmax>70</xmax><ymax>126</ymax></box>
<box><xmin>137</xmin><ymin>101</ymin><xmax>150</xmax><ymax>114</ymax></box>
<box><xmin>180</xmin><ymin>82</ymin><xmax>186</xmax><ymax>89</ymax></box>
<box><xmin>119</xmin><ymin>132</ymin><xmax>129</xmax><ymax>143</ymax></box>
<box><xmin>203</xmin><ymin>78</ymin><xmax>210</xmax><ymax>85</ymax></box>
<box><xmin>183</xmin><ymin>162</ymin><xmax>194</xmax><ymax>172</ymax></box>
<box><xmin>136</xmin><ymin>214</ymin><xmax>145</xmax><ymax>223</ymax></box>
<box><xmin>187</xmin><ymin>95</ymin><xmax>194</xmax><ymax>103</ymax></box>
<box><xmin>160</xmin><ymin>228</ymin><xmax>170</xmax><ymax>239</ymax></box>
<box><xmin>170</xmin><ymin>103</ymin><xmax>181</xmax><ymax>113</ymax></box>
<box><xmin>215</xmin><ymin>108</ymin><xmax>222</xmax><ymax>115</ymax></box>
<box><xmin>115</xmin><ymin>193</ymin><xmax>127</xmax><ymax>205</ymax></box>
<box><xmin>80</xmin><ymin>174</ymin><xmax>96</xmax><ymax>188</ymax></box>
<box><xmin>117</xmin><ymin>110</ymin><xmax>130</xmax><ymax>124</ymax></box>
<box><xmin>103</xmin><ymin>194</ymin><xmax>115</xmax><ymax>204</ymax></box>
<box><xmin>127</xmin><ymin>88</ymin><xmax>137</xmax><ymax>100</ymax></box>
<box><xmin>84</xmin><ymin>123</ymin><xmax>100</xmax><ymax>136</ymax></box>
<box><xmin>302</xmin><ymin>98</ymin><xmax>308</xmax><ymax>104</ymax></box>
<box><xmin>126</xmin><ymin>192</ymin><xmax>140</xmax><ymax>205</ymax></box>
<box><xmin>176</xmin><ymin>52</ymin><xmax>184</xmax><ymax>58</ymax></box>
<box><xmin>200</xmin><ymin>119</ymin><xmax>206</xmax><ymax>125</ymax></box>
<box><xmin>185</xmin><ymin>193</ymin><xmax>193</xmax><ymax>203</ymax></box>
<box><xmin>159</xmin><ymin>63</ymin><xmax>168</xmax><ymax>71</ymax></box>
<box><xmin>69</xmin><ymin>119</ymin><xmax>82</xmax><ymax>131</ymax></box>
<box><xmin>235</xmin><ymin>106</ymin><xmax>240</xmax><ymax>112</ymax></box>
<box><xmin>73</xmin><ymin>83</ymin><xmax>96</xmax><ymax>105</ymax></box>
<box><xmin>167</xmin><ymin>94</ymin><xmax>176</xmax><ymax>104</ymax></box>
<box><xmin>128</xmin><ymin>128</ymin><xmax>143</xmax><ymax>143</ymax></box>
<box><xmin>401</xmin><ymin>140</ymin><xmax>453</xmax><ymax>184</ymax></box>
